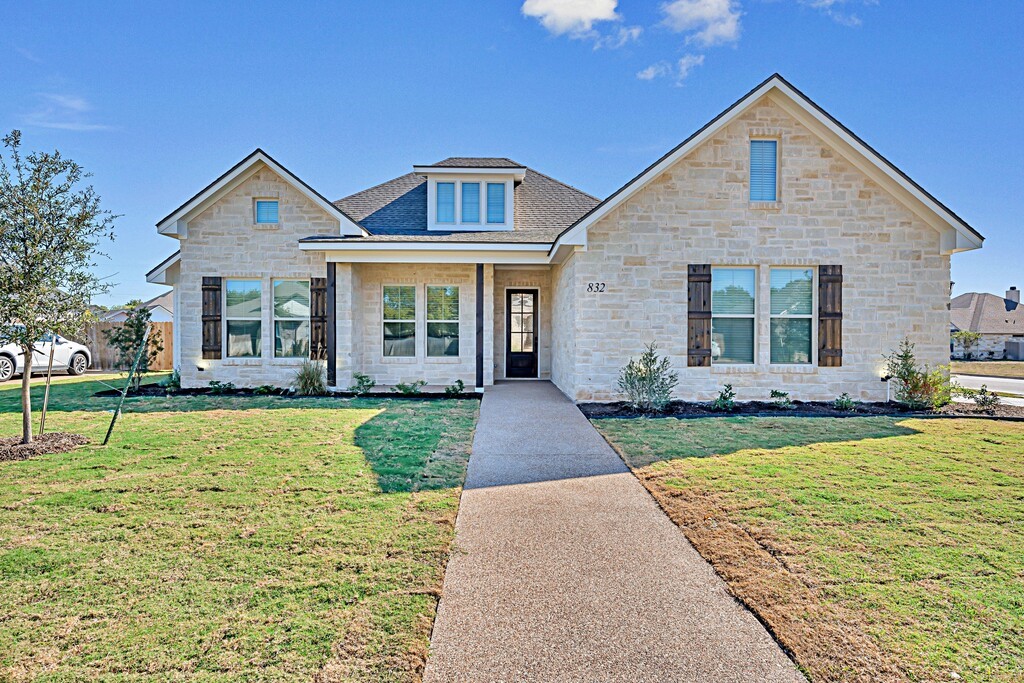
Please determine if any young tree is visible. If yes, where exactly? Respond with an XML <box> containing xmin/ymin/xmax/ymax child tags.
<box><xmin>0</xmin><ymin>130</ymin><xmax>115</xmax><ymax>443</ymax></box>
<box><xmin>103</xmin><ymin>301</ymin><xmax>164</xmax><ymax>390</ymax></box>
<box><xmin>952</xmin><ymin>330</ymin><xmax>982</xmax><ymax>360</ymax></box>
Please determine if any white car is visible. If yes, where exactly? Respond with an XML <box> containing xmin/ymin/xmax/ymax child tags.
<box><xmin>0</xmin><ymin>333</ymin><xmax>92</xmax><ymax>382</ymax></box>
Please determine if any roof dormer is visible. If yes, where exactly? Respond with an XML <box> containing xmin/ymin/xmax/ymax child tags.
<box><xmin>413</xmin><ymin>158</ymin><xmax>526</xmax><ymax>231</ymax></box>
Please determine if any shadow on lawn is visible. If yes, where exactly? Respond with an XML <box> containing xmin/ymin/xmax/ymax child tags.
<box><xmin>597</xmin><ymin>416</ymin><xmax>922</xmax><ymax>469</ymax></box>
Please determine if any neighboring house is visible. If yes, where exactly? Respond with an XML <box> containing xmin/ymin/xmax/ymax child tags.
<box><xmin>146</xmin><ymin>74</ymin><xmax>983</xmax><ymax>401</ymax></box>
<box><xmin>950</xmin><ymin>287</ymin><xmax>1023</xmax><ymax>359</ymax></box>
<box><xmin>100</xmin><ymin>291</ymin><xmax>174</xmax><ymax>323</ymax></box>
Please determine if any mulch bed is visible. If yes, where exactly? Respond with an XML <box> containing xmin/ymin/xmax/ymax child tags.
<box><xmin>0</xmin><ymin>432</ymin><xmax>88</xmax><ymax>462</ymax></box>
<box><xmin>93</xmin><ymin>384</ymin><xmax>481</xmax><ymax>401</ymax></box>
<box><xmin>580</xmin><ymin>399</ymin><xmax>1024</xmax><ymax>420</ymax></box>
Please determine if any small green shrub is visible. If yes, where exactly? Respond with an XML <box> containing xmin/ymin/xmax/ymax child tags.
<box><xmin>208</xmin><ymin>380</ymin><xmax>236</xmax><ymax>395</ymax></box>
<box><xmin>294</xmin><ymin>360</ymin><xmax>327</xmax><ymax>396</ymax></box>
<box><xmin>711</xmin><ymin>384</ymin><xmax>737</xmax><ymax>412</ymax></box>
<box><xmin>616</xmin><ymin>342</ymin><xmax>679</xmax><ymax>413</ymax></box>
<box><xmin>833</xmin><ymin>392</ymin><xmax>859</xmax><ymax>412</ymax></box>
<box><xmin>349</xmin><ymin>372</ymin><xmax>376</xmax><ymax>396</ymax></box>
<box><xmin>973</xmin><ymin>385</ymin><xmax>1001</xmax><ymax>412</ymax></box>
<box><xmin>163</xmin><ymin>368</ymin><xmax>181</xmax><ymax>391</ymax></box>
<box><xmin>253</xmin><ymin>384</ymin><xmax>275</xmax><ymax>396</ymax></box>
<box><xmin>769</xmin><ymin>389</ymin><xmax>792</xmax><ymax>409</ymax></box>
<box><xmin>883</xmin><ymin>338</ymin><xmax>952</xmax><ymax>409</ymax></box>
<box><xmin>445</xmin><ymin>379</ymin><xmax>466</xmax><ymax>397</ymax></box>
<box><xmin>394</xmin><ymin>380</ymin><xmax>426</xmax><ymax>395</ymax></box>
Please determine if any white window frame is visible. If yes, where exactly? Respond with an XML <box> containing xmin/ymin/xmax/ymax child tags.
<box><xmin>769</xmin><ymin>267</ymin><xmax>817</xmax><ymax>365</ymax></box>
<box><xmin>272</xmin><ymin>279</ymin><xmax>311</xmax><ymax>360</ymax></box>
<box><xmin>710</xmin><ymin>266</ymin><xmax>757</xmax><ymax>366</ymax></box>
<box><xmin>253</xmin><ymin>198</ymin><xmax>280</xmax><ymax>224</ymax></box>
<box><xmin>459</xmin><ymin>181</ymin><xmax>481</xmax><ymax>225</ymax></box>
<box><xmin>749</xmin><ymin>138</ymin><xmax>780</xmax><ymax>204</ymax></box>
<box><xmin>224</xmin><ymin>278</ymin><xmax>263</xmax><ymax>358</ymax></box>
<box><xmin>426</xmin><ymin>176</ymin><xmax>513</xmax><ymax>231</ymax></box>
<box><xmin>382</xmin><ymin>284</ymin><xmax>417</xmax><ymax>358</ymax></box>
<box><xmin>426</xmin><ymin>284</ymin><xmax>460</xmax><ymax>358</ymax></box>
<box><xmin>435</xmin><ymin>182</ymin><xmax>456</xmax><ymax>225</ymax></box>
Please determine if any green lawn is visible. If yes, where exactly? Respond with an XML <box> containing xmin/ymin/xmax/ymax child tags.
<box><xmin>596</xmin><ymin>416</ymin><xmax>1024</xmax><ymax>683</ymax></box>
<box><xmin>952</xmin><ymin>360</ymin><xmax>1024</xmax><ymax>379</ymax></box>
<box><xmin>0</xmin><ymin>374</ymin><xmax>478</xmax><ymax>682</ymax></box>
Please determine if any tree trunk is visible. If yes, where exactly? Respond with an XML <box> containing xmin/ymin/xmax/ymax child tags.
<box><xmin>21</xmin><ymin>347</ymin><xmax>33</xmax><ymax>445</ymax></box>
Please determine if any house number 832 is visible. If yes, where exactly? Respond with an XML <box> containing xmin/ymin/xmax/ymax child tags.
<box><xmin>587</xmin><ymin>282</ymin><xmax>606</xmax><ymax>293</ymax></box>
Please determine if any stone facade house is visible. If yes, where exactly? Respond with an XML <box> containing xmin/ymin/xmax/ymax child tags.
<box><xmin>147</xmin><ymin>75</ymin><xmax>983</xmax><ymax>402</ymax></box>
<box><xmin>950</xmin><ymin>288</ymin><xmax>1023</xmax><ymax>359</ymax></box>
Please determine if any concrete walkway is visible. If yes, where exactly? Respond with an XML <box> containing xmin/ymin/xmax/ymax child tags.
<box><xmin>424</xmin><ymin>381</ymin><xmax>803</xmax><ymax>682</ymax></box>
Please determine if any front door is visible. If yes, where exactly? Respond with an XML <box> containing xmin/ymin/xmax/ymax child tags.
<box><xmin>506</xmin><ymin>289</ymin><xmax>538</xmax><ymax>378</ymax></box>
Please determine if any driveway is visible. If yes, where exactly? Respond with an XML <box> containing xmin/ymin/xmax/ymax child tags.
<box><xmin>953</xmin><ymin>374</ymin><xmax>1024</xmax><ymax>397</ymax></box>
<box><xmin>424</xmin><ymin>381</ymin><xmax>802</xmax><ymax>682</ymax></box>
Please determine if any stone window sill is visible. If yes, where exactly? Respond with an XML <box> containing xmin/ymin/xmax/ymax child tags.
<box><xmin>425</xmin><ymin>357</ymin><xmax>462</xmax><ymax>364</ymax></box>
<box><xmin>222</xmin><ymin>358</ymin><xmax>263</xmax><ymax>366</ymax></box>
<box><xmin>253</xmin><ymin>223</ymin><xmax>281</xmax><ymax>231</ymax></box>
<box><xmin>749</xmin><ymin>201</ymin><xmax>782</xmax><ymax>211</ymax></box>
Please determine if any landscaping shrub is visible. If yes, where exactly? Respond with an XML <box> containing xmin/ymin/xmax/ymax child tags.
<box><xmin>208</xmin><ymin>380</ymin><xmax>236</xmax><ymax>395</ymax></box>
<box><xmin>348</xmin><ymin>372</ymin><xmax>376</xmax><ymax>396</ymax></box>
<box><xmin>883</xmin><ymin>338</ymin><xmax>952</xmax><ymax>409</ymax></box>
<box><xmin>394</xmin><ymin>380</ymin><xmax>426</xmax><ymax>395</ymax></box>
<box><xmin>711</xmin><ymin>384</ymin><xmax>737</xmax><ymax>412</ymax></box>
<box><xmin>833</xmin><ymin>392</ymin><xmax>858</xmax><ymax>412</ymax></box>
<box><xmin>253</xmin><ymin>384</ymin><xmax>275</xmax><ymax>396</ymax></box>
<box><xmin>162</xmin><ymin>368</ymin><xmax>181</xmax><ymax>391</ymax></box>
<box><xmin>103</xmin><ymin>301</ymin><xmax>165</xmax><ymax>390</ymax></box>
<box><xmin>769</xmin><ymin>389</ymin><xmax>792</xmax><ymax>409</ymax></box>
<box><xmin>616</xmin><ymin>342</ymin><xmax>678</xmax><ymax>413</ymax></box>
<box><xmin>973</xmin><ymin>385</ymin><xmax>1001</xmax><ymax>412</ymax></box>
<box><xmin>445</xmin><ymin>379</ymin><xmax>466</xmax><ymax>397</ymax></box>
<box><xmin>293</xmin><ymin>361</ymin><xmax>327</xmax><ymax>396</ymax></box>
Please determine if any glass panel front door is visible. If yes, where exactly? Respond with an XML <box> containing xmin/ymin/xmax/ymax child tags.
<box><xmin>506</xmin><ymin>289</ymin><xmax>538</xmax><ymax>378</ymax></box>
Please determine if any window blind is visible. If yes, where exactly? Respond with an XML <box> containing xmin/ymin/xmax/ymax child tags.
<box><xmin>750</xmin><ymin>140</ymin><xmax>778</xmax><ymax>202</ymax></box>
<box><xmin>461</xmin><ymin>183</ymin><xmax>480</xmax><ymax>223</ymax></box>
<box><xmin>436</xmin><ymin>183</ymin><xmax>455</xmax><ymax>223</ymax></box>
<box><xmin>255</xmin><ymin>200</ymin><xmax>279</xmax><ymax>224</ymax></box>
<box><xmin>487</xmin><ymin>183</ymin><xmax>505</xmax><ymax>224</ymax></box>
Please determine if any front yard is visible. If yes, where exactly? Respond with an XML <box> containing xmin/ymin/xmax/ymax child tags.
<box><xmin>0</xmin><ymin>374</ymin><xmax>478</xmax><ymax>682</ymax></box>
<box><xmin>596</xmin><ymin>416</ymin><xmax>1024</xmax><ymax>683</ymax></box>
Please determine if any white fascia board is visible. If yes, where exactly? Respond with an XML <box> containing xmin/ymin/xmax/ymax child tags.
<box><xmin>300</xmin><ymin>241</ymin><xmax>551</xmax><ymax>264</ymax></box>
<box><xmin>413</xmin><ymin>166</ymin><xmax>527</xmax><ymax>181</ymax></box>
<box><xmin>146</xmin><ymin>252</ymin><xmax>181</xmax><ymax>285</ymax></box>
<box><xmin>156</xmin><ymin>151</ymin><xmax>368</xmax><ymax>238</ymax></box>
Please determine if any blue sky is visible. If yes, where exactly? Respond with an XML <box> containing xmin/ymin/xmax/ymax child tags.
<box><xmin>2</xmin><ymin>1</ymin><xmax>1021</xmax><ymax>306</ymax></box>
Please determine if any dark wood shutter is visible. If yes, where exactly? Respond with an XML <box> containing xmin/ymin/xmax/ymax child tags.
<box><xmin>818</xmin><ymin>265</ymin><xmax>843</xmax><ymax>367</ymax></box>
<box><xmin>201</xmin><ymin>277</ymin><xmax>222</xmax><ymax>360</ymax></box>
<box><xmin>309</xmin><ymin>277</ymin><xmax>328</xmax><ymax>360</ymax></box>
<box><xmin>687</xmin><ymin>265</ymin><xmax>712</xmax><ymax>367</ymax></box>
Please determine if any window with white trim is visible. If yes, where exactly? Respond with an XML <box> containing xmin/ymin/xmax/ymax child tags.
<box><xmin>382</xmin><ymin>285</ymin><xmax>416</xmax><ymax>357</ymax></box>
<box><xmin>486</xmin><ymin>182</ymin><xmax>506</xmax><ymax>223</ymax></box>
<box><xmin>273</xmin><ymin>279</ymin><xmax>310</xmax><ymax>358</ymax></box>
<box><xmin>770</xmin><ymin>268</ymin><xmax>814</xmax><ymax>364</ymax></box>
<box><xmin>750</xmin><ymin>140</ymin><xmax>778</xmax><ymax>202</ymax></box>
<box><xmin>461</xmin><ymin>182</ymin><xmax>480</xmax><ymax>223</ymax></box>
<box><xmin>436</xmin><ymin>183</ymin><xmax>455</xmax><ymax>223</ymax></box>
<box><xmin>225</xmin><ymin>279</ymin><xmax>262</xmax><ymax>357</ymax></box>
<box><xmin>711</xmin><ymin>268</ymin><xmax>756</xmax><ymax>364</ymax></box>
<box><xmin>427</xmin><ymin>286</ymin><xmax>459</xmax><ymax>357</ymax></box>
<box><xmin>255</xmin><ymin>200</ymin><xmax>279</xmax><ymax>224</ymax></box>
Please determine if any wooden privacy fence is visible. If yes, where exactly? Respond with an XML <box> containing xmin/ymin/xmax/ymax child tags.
<box><xmin>82</xmin><ymin>322</ymin><xmax>174</xmax><ymax>371</ymax></box>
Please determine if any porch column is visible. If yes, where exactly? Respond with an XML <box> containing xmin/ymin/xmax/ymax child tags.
<box><xmin>476</xmin><ymin>263</ymin><xmax>484</xmax><ymax>390</ymax></box>
<box><xmin>326</xmin><ymin>262</ymin><xmax>336</xmax><ymax>387</ymax></box>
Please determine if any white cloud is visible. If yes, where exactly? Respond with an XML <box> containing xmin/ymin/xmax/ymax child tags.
<box><xmin>23</xmin><ymin>93</ymin><xmax>111</xmax><ymax>132</ymax></box>
<box><xmin>636</xmin><ymin>61</ymin><xmax>672</xmax><ymax>80</ymax></box>
<box><xmin>522</xmin><ymin>0</ymin><xmax>621</xmax><ymax>37</ymax></box>
<box><xmin>799</xmin><ymin>0</ymin><xmax>872</xmax><ymax>27</ymax></box>
<box><xmin>636</xmin><ymin>53</ymin><xmax>705</xmax><ymax>84</ymax></box>
<box><xmin>595</xmin><ymin>25</ymin><xmax>643</xmax><ymax>49</ymax></box>
<box><xmin>661</xmin><ymin>0</ymin><xmax>742</xmax><ymax>46</ymax></box>
<box><xmin>675</xmin><ymin>53</ymin><xmax>706</xmax><ymax>83</ymax></box>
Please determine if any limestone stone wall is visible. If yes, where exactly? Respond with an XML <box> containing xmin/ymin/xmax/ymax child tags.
<box><xmin>564</xmin><ymin>96</ymin><xmax>952</xmax><ymax>403</ymax></box>
<box><xmin>177</xmin><ymin>165</ymin><xmax>337</xmax><ymax>388</ymax></box>
<box><xmin>550</xmin><ymin>256</ymin><xmax>577</xmax><ymax>398</ymax></box>
<box><xmin>954</xmin><ymin>334</ymin><xmax>1023</xmax><ymax>360</ymax></box>
<box><xmin>353</xmin><ymin>263</ymin><xmax>480</xmax><ymax>387</ymax></box>
<box><xmin>492</xmin><ymin>268</ymin><xmax>553</xmax><ymax>380</ymax></box>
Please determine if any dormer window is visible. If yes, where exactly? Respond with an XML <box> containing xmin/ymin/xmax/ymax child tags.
<box><xmin>487</xmin><ymin>183</ymin><xmax>506</xmax><ymax>224</ymax></box>
<box><xmin>414</xmin><ymin>162</ymin><xmax>524</xmax><ymax>231</ymax></box>
<box><xmin>436</xmin><ymin>183</ymin><xmax>456</xmax><ymax>223</ymax></box>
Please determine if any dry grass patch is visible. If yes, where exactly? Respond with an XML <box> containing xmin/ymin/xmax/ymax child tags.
<box><xmin>952</xmin><ymin>360</ymin><xmax>1024</xmax><ymax>379</ymax></box>
<box><xmin>596</xmin><ymin>416</ymin><xmax>1024</xmax><ymax>683</ymax></box>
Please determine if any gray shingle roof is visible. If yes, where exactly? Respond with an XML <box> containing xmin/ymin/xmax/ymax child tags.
<box><xmin>951</xmin><ymin>292</ymin><xmax>1024</xmax><ymax>334</ymax></box>
<box><xmin>333</xmin><ymin>160</ymin><xmax>598</xmax><ymax>243</ymax></box>
<box><xmin>420</xmin><ymin>157</ymin><xmax>524</xmax><ymax>168</ymax></box>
